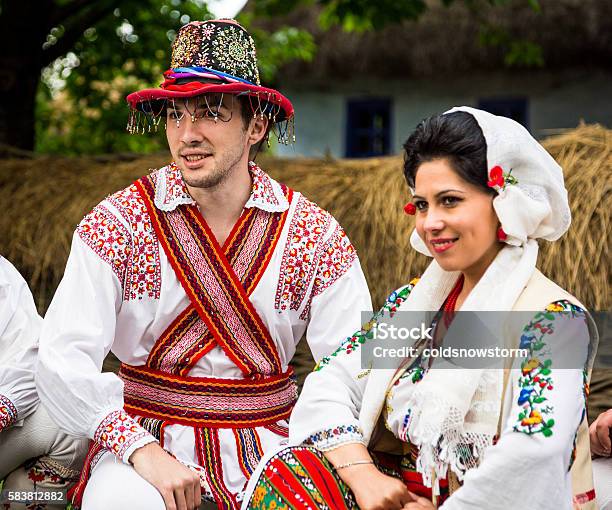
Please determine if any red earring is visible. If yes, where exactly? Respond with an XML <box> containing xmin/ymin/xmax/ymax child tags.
<box><xmin>404</xmin><ymin>202</ymin><xmax>416</xmax><ymax>215</ymax></box>
<box><xmin>497</xmin><ymin>227</ymin><xmax>507</xmax><ymax>241</ymax></box>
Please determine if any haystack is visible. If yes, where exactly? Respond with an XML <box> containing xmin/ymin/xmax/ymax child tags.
<box><xmin>0</xmin><ymin>124</ymin><xmax>609</xmax><ymax>419</ymax></box>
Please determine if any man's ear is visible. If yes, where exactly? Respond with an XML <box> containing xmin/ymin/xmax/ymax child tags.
<box><xmin>247</xmin><ymin>115</ymin><xmax>269</xmax><ymax>146</ymax></box>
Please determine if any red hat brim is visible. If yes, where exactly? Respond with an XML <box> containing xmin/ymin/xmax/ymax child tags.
<box><xmin>126</xmin><ymin>81</ymin><xmax>294</xmax><ymax>122</ymax></box>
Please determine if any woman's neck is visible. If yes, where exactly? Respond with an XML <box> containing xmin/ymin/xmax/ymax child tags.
<box><xmin>455</xmin><ymin>242</ymin><xmax>504</xmax><ymax>309</ymax></box>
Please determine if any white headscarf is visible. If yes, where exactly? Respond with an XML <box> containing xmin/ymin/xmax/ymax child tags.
<box><xmin>401</xmin><ymin>106</ymin><xmax>572</xmax><ymax>491</ymax></box>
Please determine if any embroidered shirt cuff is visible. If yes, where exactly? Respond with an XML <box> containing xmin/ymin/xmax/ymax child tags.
<box><xmin>94</xmin><ymin>410</ymin><xmax>157</xmax><ymax>464</ymax></box>
<box><xmin>0</xmin><ymin>394</ymin><xmax>18</xmax><ymax>432</ymax></box>
<box><xmin>303</xmin><ymin>424</ymin><xmax>365</xmax><ymax>452</ymax></box>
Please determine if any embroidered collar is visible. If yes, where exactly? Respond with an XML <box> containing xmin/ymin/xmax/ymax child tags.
<box><xmin>153</xmin><ymin>161</ymin><xmax>289</xmax><ymax>213</ymax></box>
<box><xmin>244</xmin><ymin>161</ymin><xmax>288</xmax><ymax>212</ymax></box>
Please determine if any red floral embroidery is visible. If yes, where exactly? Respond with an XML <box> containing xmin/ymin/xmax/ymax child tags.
<box><xmin>25</xmin><ymin>462</ymin><xmax>68</xmax><ymax>485</ymax></box>
<box><xmin>159</xmin><ymin>163</ymin><xmax>193</xmax><ymax>210</ymax></box>
<box><xmin>0</xmin><ymin>394</ymin><xmax>18</xmax><ymax>431</ymax></box>
<box><xmin>27</xmin><ymin>470</ymin><xmax>45</xmax><ymax>483</ymax></box>
<box><xmin>249</xmin><ymin>162</ymin><xmax>281</xmax><ymax>207</ymax></box>
<box><xmin>78</xmin><ymin>204</ymin><xmax>131</xmax><ymax>284</ymax></box>
<box><xmin>94</xmin><ymin>410</ymin><xmax>153</xmax><ymax>461</ymax></box>
<box><xmin>107</xmin><ymin>180</ymin><xmax>162</xmax><ymax>301</ymax></box>
<box><xmin>300</xmin><ymin>224</ymin><xmax>357</xmax><ymax>320</ymax></box>
<box><xmin>497</xmin><ymin>227</ymin><xmax>508</xmax><ymax>241</ymax></box>
<box><xmin>275</xmin><ymin>195</ymin><xmax>332</xmax><ymax>313</ymax></box>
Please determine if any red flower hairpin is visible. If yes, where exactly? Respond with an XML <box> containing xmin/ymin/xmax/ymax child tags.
<box><xmin>487</xmin><ymin>165</ymin><xmax>518</xmax><ymax>191</ymax></box>
<box><xmin>404</xmin><ymin>202</ymin><xmax>416</xmax><ymax>215</ymax></box>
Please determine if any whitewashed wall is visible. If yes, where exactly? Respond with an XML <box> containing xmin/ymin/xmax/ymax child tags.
<box><xmin>274</xmin><ymin>69</ymin><xmax>612</xmax><ymax>158</ymax></box>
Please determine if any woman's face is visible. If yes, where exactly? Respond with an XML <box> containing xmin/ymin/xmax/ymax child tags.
<box><xmin>413</xmin><ymin>158</ymin><xmax>501</xmax><ymax>278</ymax></box>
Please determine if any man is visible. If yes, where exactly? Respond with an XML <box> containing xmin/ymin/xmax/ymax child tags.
<box><xmin>0</xmin><ymin>255</ymin><xmax>87</xmax><ymax>509</ymax></box>
<box><xmin>36</xmin><ymin>19</ymin><xmax>371</xmax><ymax>510</ymax></box>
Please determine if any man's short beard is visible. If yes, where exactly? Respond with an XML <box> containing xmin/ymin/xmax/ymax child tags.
<box><xmin>181</xmin><ymin>165</ymin><xmax>230</xmax><ymax>189</ymax></box>
<box><xmin>180</xmin><ymin>142</ymin><xmax>246</xmax><ymax>189</ymax></box>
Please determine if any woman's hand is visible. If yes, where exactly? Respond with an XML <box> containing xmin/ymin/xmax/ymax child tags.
<box><xmin>343</xmin><ymin>463</ymin><xmax>413</xmax><ymax>510</ymax></box>
<box><xmin>589</xmin><ymin>409</ymin><xmax>612</xmax><ymax>457</ymax></box>
<box><xmin>402</xmin><ymin>492</ymin><xmax>436</xmax><ymax>509</ymax></box>
<box><xmin>324</xmin><ymin>443</ymin><xmax>411</xmax><ymax>509</ymax></box>
<box><xmin>129</xmin><ymin>442</ymin><xmax>201</xmax><ymax>510</ymax></box>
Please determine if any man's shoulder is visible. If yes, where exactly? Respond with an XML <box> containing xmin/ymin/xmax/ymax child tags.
<box><xmin>289</xmin><ymin>189</ymin><xmax>334</xmax><ymax>226</ymax></box>
<box><xmin>74</xmin><ymin>168</ymin><xmax>165</xmax><ymax>285</ymax></box>
<box><xmin>82</xmin><ymin>167</ymin><xmax>166</xmax><ymax>225</ymax></box>
<box><xmin>76</xmin><ymin>167</ymin><xmax>168</xmax><ymax>247</ymax></box>
<box><xmin>106</xmin><ymin>166</ymin><xmax>164</xmax><ymax>210</ymax></box>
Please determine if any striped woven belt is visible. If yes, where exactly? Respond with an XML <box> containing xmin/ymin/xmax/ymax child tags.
<box><xmin>118</xmin><ymin>363</ymin><xmax>298</xmax><ymax>428</ymax></box>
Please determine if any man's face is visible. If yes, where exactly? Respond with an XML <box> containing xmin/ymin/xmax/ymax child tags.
<box><xmin>166</xmin><ymin>94</ymin><xmax>250</xmax><ymax>189</ymax></box>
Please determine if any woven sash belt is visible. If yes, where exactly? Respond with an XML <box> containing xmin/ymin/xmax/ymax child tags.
<box><xmin>118</xmin><ymin>363</ymin><xmax>298</xmax><ymax>428</ymax></box>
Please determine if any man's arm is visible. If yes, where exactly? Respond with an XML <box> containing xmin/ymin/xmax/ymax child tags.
<box><xmin>36</xmin><ymin>225</ymin><xmax>156</xmax><ymax>460</ymax></box>
<box><xmin>304</xmin><ymin>221</ymin><xmax>373</xmax><ymax>361</ymax></box>
<box><xmin>0</xmin><ymin>256</ymin><xmax>42</xmax><ymax>431</ymax></box>
<box><xmin>36</xmin><ymin>211</ymin><xmax>200</xmax><ymax>510</ymax></box>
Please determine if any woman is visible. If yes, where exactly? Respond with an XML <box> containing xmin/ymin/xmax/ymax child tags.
<box><xmin>242</xmin><ymin>107</ymin><xmax>598</xmax><ymax>510</ymax></box>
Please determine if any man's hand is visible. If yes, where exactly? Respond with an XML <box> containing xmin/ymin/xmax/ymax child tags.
<box><xmin>129</xmin><ymin>442</ymin><xmax>201</xmax><ymax>510</ymax></box>
<box><xmin>590</xmin><ymin>409</ymin><xmax>612</xmax><ymax>457</ymax></box>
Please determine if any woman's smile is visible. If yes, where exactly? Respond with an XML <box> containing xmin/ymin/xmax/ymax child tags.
<box><xmin>428</xmin><ymin>237</ymin><xmax>459</xmax><ymax>253</ymax></box>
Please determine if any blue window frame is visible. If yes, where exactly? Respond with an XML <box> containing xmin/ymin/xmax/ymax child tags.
<box><xmin>478</xmin><ymin>97</ymin><xmax>529</xmax><ymax>130</ymax></box>
<box><xmin>345</xmin><ymin>98</ymin><xmax>392</xmax><ymax>158</ymax></box>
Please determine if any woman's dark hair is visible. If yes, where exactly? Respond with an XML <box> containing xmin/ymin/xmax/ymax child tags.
<box><xmin>402</xmin><ymin>111</ymin><xmax>492</xmax><ymax>194</ymax></box>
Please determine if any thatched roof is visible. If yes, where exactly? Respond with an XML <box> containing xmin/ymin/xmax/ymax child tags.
<box><xmin>257</xmin><ymin>0</ymin><xmax>612</xmax><ymax>86</ymax></box>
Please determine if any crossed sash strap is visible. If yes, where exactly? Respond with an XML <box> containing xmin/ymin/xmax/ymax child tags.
<box><xmin>136</xmin><ymin>172</ymin><xmax>292</xmax><ymax>377</ymax></box>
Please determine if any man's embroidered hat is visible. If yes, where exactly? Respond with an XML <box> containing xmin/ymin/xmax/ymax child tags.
<box><xmin>126</xmin><ymin>19</ymin><xmax>294</xmax><ymax>142</ymax></box>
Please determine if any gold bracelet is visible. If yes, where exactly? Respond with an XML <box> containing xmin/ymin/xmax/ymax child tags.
<box><xmin>333</xmin><ymin>460</ymin><xmax>374</xmax><ymax>470</ymax></box>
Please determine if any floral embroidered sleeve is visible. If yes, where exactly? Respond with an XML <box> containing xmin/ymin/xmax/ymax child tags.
<box><xmin>93</xmin><ymin>410</ymin><xmax>157</xmax><ymax>464</ymax></box>
<box><xmin>303</xmin><ymin>423</ymin><xmax>365</xmax><ymax>451</ymax></box>
<box><xmin>289</xmin><ymin>279</ymin><xmax>419</xmax><ymax>451</ymax></box>
<box><xmin>0</xmin><ymin>394</ymin><xmax>18</xmax><ymax>431</ymax></box>
<box><xmin>512</xmin><ymin>301</ymin><xmax>588</xmax><ymax>438</ymax></box>
<box><xmin>440</xmin><ymin>300</ymin><xmax>591</xmax><ymax>510</ymax></box>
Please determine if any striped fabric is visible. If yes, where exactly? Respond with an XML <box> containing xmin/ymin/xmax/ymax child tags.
<box><xmin>245</xmin><ymin>446</ymin><xmax>449</xmax><ymax>509</ymax></box>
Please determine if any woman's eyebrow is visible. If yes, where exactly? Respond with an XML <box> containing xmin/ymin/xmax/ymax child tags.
<box><xmin>435</xmin><ymin>189</ymin><xmax>465</xmax><ymax>197</ymax></box>
<box><xmin>412</xmin><ymin>189</ymin><xmax>466</xmax><ymax>200</ymax></box>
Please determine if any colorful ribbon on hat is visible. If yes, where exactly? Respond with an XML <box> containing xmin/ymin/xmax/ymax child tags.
<box><xmin>165</xmin><ymin>65</ymin><xmax>255</xmax><ymax>85</ymax></box>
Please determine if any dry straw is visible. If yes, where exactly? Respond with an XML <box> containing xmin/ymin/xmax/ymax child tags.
<box><xmin>0</xmin><ymin>124</ymin><xmax>609</xmax><ymax>311</ymax></box>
